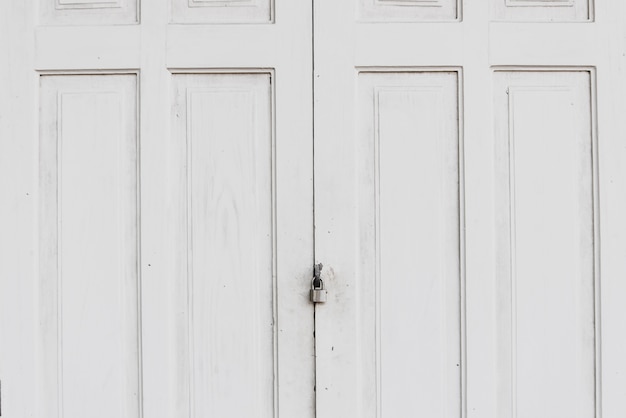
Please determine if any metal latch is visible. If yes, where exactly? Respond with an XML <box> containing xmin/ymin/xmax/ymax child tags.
<box><xmin>310</xmin><ymin>263</ymin><xmax>327</xmax><ymax>303</ymax></box>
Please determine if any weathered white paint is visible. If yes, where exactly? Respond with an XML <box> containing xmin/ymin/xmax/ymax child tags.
<box><xmin>358</xmin><ymin>0</ymin><xmax>459</xmax><ymax>21</ymax></box>
<box><xmin>3</xmin><ymin>1</ymin><xmax>626</xmax><ymax>418</ymax></box>
<box><xmin>492</xmin><ymin>0</ymin><xmax>591</xmax><ymax>21</ymax></box>
<box><xmin>39</xmin><ymin>0</ymin><xmax>138</xmax><ymax>25</ymax></box>
<box><xmin>314</xmin><ymin>2</ymin><xmax>626</xmax><ymax>418</ymax></box>
<box><xmin>171</xmin><ymin>73</ymin><xmax>275</xmax><ymax>418</ymax></box>
<box><xmin>171</xmin><ymin>0</ymin><xmax>272</xmax><ymax>24</ymax></box>
<box><xmin>38</xmin><ymin>74</ymin><xmax>140</xmax><ymax>418</ymax></box>
<box><xmin>355</xmin><ymin>71</ymin><xmax>461</xmax><ymax>418</ymax></box>
<box><xmin>494</xmin><ymin>70</ymin><xmax>596</xmax><ymax>418</ymax></box>
<box><xmin>0</xmin><ymin>2</ymin><xmax>313</xmax><ymax>418</ymax></box>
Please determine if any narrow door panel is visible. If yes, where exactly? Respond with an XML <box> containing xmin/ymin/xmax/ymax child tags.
<box><xmin>38</xmin><ymin>74</ymin><xmax>139</xmax><ymax>418</ymax></box>
<box><xmin>493</xmin><ymin>71</ymin><xmax>596</xmax><ymax>418</ymax></box>
<box><xmin>355</xmin><ymin>71</ymin><xmax>462</xmax><ymax>418</ymax></box>
<box><xmin>1</xmin><ymin>2</ymin><xmax>314</xmax><ymax>418</ymax></box>
<box><xmin>171</xmin><ymin>73</ymin><xmax>275</xmax><ymax>418</ymax></box>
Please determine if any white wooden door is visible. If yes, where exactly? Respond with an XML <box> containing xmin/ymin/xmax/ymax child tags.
<box><xmin>0</xmin><ymin>2</ymin><xmax>314</xmax><ymax>418</ymax></box>
<box><xmin>4</xmin><ymin>2</ymin><xmax>626</xmax><ymax>418</ymax></box>
<box><xmin>314</xmin><ymin>1</ymin><xmax>626</xmax><ymax>417</ymax></box>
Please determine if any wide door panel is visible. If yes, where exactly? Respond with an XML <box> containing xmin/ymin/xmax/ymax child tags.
<box><xmin>171</xmin><ymin>0</ymin><xmax>271</xmax><ymax>23</ymax></box>
<box><xmin>0</xmin><ymin>2</ymin><xmax>313</xmax><ymax>418</ymax></box>
<box><xmin>314</xmin><ymin>1</ymin><xmax>626</xmax><ymax>418</ymax></box>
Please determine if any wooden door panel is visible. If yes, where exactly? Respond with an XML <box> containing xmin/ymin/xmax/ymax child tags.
<box><xmin>38</xmin><ymin>74</ymin><xmax>140</xmax><ymax>418</ymax></box>
<box><xmin>493</xmin><ymin>70</ymin><xmax>596</xmax><ymax>418</ymax></box>
<box><xmin>170</xmin><ymin>73</ymin><xmax>275</xmax><ymax>418</ymax></box>
<box><xmin>171</xmin><ymin>0</ymin><xmax>272</xmax><ymax>24</ymax></box>
<box><xmin>0</xmin><ymin>2</ymin><xmax>313</xmax><ymax>418</ymax></box>
<box><xmin>39</xmin><ymin>0</ymin><xmax>139</xmax><ymax>25</ymax></box>
<box><xmin>355</xmin><ymin>71</ymin><xmax>462</xmax><ymax>418</ymax></box>
<box><xmin>315</xmin><ymin>1</ymin><xmax>626</xmax><ymax>418</ymax></box>
<box><xmin>491</xmin><ymin>0</ymin><xmax>592</xmax><ymax>21</ymax></box>
<box><xmin>358</xmin><ymin>0</ymin><xmax>460</xmax><ymax>21</ymax></box>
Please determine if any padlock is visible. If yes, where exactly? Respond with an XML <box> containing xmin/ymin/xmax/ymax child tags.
<box><xmin>310</xmin><ymin>278</ymin><xmax>327</xmax><ymax>303</ymax></box>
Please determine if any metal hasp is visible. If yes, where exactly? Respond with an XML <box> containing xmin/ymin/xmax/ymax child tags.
<box><xmin>310</xmin><ymin>263</ymin><xmax>327</xmax><ymax>303</ymax></box>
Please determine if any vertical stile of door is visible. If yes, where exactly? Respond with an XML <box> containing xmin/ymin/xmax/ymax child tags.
<box><xmin>0</xmin><ymin>2</ymin><xmax>38</xmax><ymax>417</ymax></box>
<box><xmin>462</xmin><ymin>3</ymin><xmax>495</xmax><ymax>418</ymax></box>
<box><xmin>593</xmin><ymin>1</ymin><xmax>626</xmax><ymax>416</ymax></box>
<box><xmin>314</xmin><ymin>0</ymin><xmax>359</xmax><ymax>414</ymax></box>
<box><xmin>139</xmin><ymin>3</ymin><xmax>169</xmax><ymax>418</ymax></box>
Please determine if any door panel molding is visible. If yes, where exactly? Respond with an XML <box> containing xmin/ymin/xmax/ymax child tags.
<box><xmin>38</xmin><ymin>73</ymin><xmax>140</xmax><ymax>418</ymax></box>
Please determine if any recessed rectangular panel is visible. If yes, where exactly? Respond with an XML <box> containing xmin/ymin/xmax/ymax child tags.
<box><xmin>40</xmin><ymin>0</ymin><xmax>137</xmax><ymax>24</ymax></box>
<box><xmin>171</xmin><ymin>73</ymin><xmax>274</xmax><ymax>418</ymax></box>
<box><xmin>359</xmin><ymin>0</ymin><xmax>458</xmax><ymax>21</ymax></box>
<box><xmin>358</xmin><ymin>71</ymin><xmax>462</xmax><ymax>417</ymax></box>
<box><xmin>494</xmin><ymin>71</ymin><xmax>596</xmax><ymax>418</ymax></box>
<box><xmin>171</xmin><ymin>0</ymin><xmax>272</xmax><ymax>23</ymax></box>
<box><xmin>492</xmin><ymin>0</ymin><xmax>591</xmax><ymax>21</ymax></box>
<box><xmin>39</xmin><ymin>74</ymin><xmax>139</xmax><ymax>418</ymax></box>
<box><xmin>506</xmin><ymin>0</ymin><xmax>573</xmax><ymax>5</ymax></box>
<box><xmin>56</xmin><ymin>0</ymin><xmax>120</xmax><ymax>8</ymax></box>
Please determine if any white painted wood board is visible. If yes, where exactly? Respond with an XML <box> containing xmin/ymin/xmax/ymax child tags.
<box><xmin>313</xmin><ymin>1</ymin><xmax>626</xmax><ymax>418</ymax></box>
<box><xmin>0</xmin><ymin>2</ymin><xmax>314</xmax><ymax>418</ymax></box>
<box><xmin>356</xmin><ymin>71</ymin><xmax>462</xmax><ymax>418</ymax></box>
<box><xmin>493</xmin><ymin>70</ymin><xmax>596</xmax><ymax>418</ymax></box>
<box><xmin>38</xmin><ymin>74</ymin><xmax>140</xmax><ymax>418</ymax></box>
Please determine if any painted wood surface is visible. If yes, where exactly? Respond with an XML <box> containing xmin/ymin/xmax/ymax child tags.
<box><xmin>358</xmin><ymin>0</ymin><xmax>459</xmax><ymax>21</ymax></box>
<box><xmin>40</xmin><ymin>0</ymin><xmax>139</xmax><ymax>25</ymax></box>
<box><xmin>494</xmin><ymin>70</ymin><xmax>596</xmax><ymax>418</ymax></box>
<box><xmin>314</xmin><ymin>1</ymin><xmax>626</xmax><ymax>418</ymax></box>
<box><xmin>171</xmin><ymin>0</ymin><xmax>272</xmax><ymax>23</ymax></box>
<box><xmin>492</xmin><ymin>0</ymin><xmax>591</xmax><ymax>21</ymax></box>
<box><xmin>356</xmin><ymin>71</ymin><xmax>462</xmax><ymax>417</ymax></box>
<box><xmin>3</xmin><ymin>1</ymin><xmax>626</xmax><ymax>418</ymax></box>
<box><xmin>0</xmin><ymin>2</ymin><xmax>313</xmax><ymax>418</ymax></box>
<box><xmin>38</xmin><ymin>74</ymin><xmax>139</xmax><ymax>418</ymax></box>
<box><xmin>171</xmin><ymin>73</ymin><xmax>275</xmax><ymax>418</ymax></box>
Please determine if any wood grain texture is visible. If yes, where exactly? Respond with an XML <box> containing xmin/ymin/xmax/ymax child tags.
<box><xmin>38</xmin><ymin>74</ymin><xmax>140</xmax><ymax>418</ymax></box>
<box><xmin>356</xmin><ymin>71</ymin><xmax>462</xmax><ymax>418</ymax></box>
<box><xmin>171</xmin><ymin>73</ymin><xmax>275</xmax><ymax>418</ymax></box>
<box><xmin>494</xmin><ymin>71</ymin><xmax>596</xmax><ymax>418</ymax></box>
<box><xmin>3</xmin><ymin>1</ymin><xmax>315</xmax><ymax>418</ymax></box>
<box><xmin>312</xmin><ymin>2</ymin><xmax>624</xmax><ymax>418</ymax></box>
